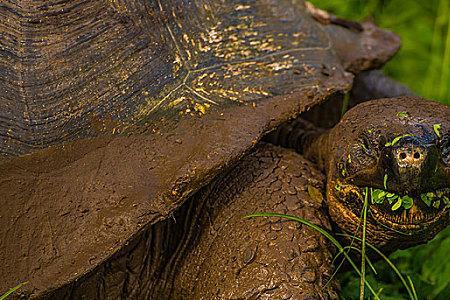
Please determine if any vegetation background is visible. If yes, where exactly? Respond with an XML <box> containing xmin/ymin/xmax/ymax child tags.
<box><xmin>309</xmin><ymin>0</ymin><xmax>450</xmax><ymax>299</ymax></box>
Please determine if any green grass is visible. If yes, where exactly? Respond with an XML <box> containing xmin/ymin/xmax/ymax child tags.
<box><xmin>339</xmin><ymin>227</ymin><xmax>450</xmax><ymax>300</ymax></box>
<box><xmin>310</xmin><ymin>0</ymin><xmax>450</xmax><ymax>298</ymax></box>
<box><xmin>0</xmin><ymin>282</ymin><xmax>27</xmax><ymax>300</ymax></box>
<box><xmin>359</xmin><ymin>188</ymin><xmax>369</xmax><ymax>299</ymax></box>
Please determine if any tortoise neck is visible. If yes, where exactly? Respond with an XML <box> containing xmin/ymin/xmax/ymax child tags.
<box><xmin>303</xmin><ymin>130</ymin><xmax>331</xmax><ymax>172</ymax></box>
<box><xmin>263</xmin><ymin>118</ymin><xmax>327</xmax><ymax>156</ymax></box>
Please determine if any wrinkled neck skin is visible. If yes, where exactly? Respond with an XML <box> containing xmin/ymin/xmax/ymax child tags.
<box><xmin>304</xmin><ymin>130</ymin><xmax>331</xmax><ymax>172</ymax></box>
<box><xmin>304</xmin><ymin>97</ymin><xmax>450</xmax><ymax>252</ymax></box>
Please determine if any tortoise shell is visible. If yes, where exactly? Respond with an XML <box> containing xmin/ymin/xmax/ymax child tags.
<box><xmin>0</xmin><ymin>0</ymin><xmax>398</xmax><ymax>297</ymax></box>
<box><xmin>0</xmin><ymin>0</ymin><xmax>352</xmax><ymax>156</ymax></box>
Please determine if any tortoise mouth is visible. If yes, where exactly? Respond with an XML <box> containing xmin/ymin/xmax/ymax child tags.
<box><xmin>333</xmin><ymin>182</ymin><xmax>450</xmax><ymax>229</ymax></box>
<box><xmin>369</xmin><ymin>191</ymin><xmax>450</xmax><ymax>227</ymax></box>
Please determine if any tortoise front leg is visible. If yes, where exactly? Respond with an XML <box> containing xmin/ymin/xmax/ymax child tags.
<box><xmin>172</xmin><ymin>144</ymin><xmax>338</xmax><ymax>299</ymax></box>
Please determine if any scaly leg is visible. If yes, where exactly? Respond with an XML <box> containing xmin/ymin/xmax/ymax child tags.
<box><xmin>172</xmin><ymin>144</ymin><xmax>337</xmax><ymax>299</ymax></box>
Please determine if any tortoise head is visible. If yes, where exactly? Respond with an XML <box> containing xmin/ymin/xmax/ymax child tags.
<box><xmin>323</xmin><ymin>97</ymin><xmax>450</xmax><ymax>250</ymax></box>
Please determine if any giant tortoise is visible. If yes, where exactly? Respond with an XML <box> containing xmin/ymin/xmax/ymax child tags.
<box><xmin>1</xmin><ymin>1</ymin><xmax>449</xmax><ymax>299</ymax></box>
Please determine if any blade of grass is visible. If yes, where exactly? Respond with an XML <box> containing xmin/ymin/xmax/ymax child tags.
<box><xmin>333</xmin><ymin>245</ymin><xmax>378</xmax><ymax>275</ymax></box>
<box><xmin>407</xmin><ymin>275</ymin><xmax>418</xmax><ymax>300</ymax></box>
<box><xmin>245</xmin><ymin>213</ymin><xmax>380</xmax><ymax>299</ymax></box>
<box><xmin>325</xmin><ymin>205</ymin><xmax>365</xmax><ymax>288</ymax></box>
<box><xmin>0</xmin><ymin>282</ymin><xmax>28</xmax><ymax>300</ymax></box>
<box><xmin>360</xmin><ymin>188</ymin><xmax>369</xmax><ymax>300</ymax></box>
<box><xmin>341</xmin><ymin>93</ymin><xmax>350</xmax><ymax>117</ymax></box>
<box><xmin>361</xmin><ymin>0</ymin><xmax>379</xmax><ymax>19</ymax></box>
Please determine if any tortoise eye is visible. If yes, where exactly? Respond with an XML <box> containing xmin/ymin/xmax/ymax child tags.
<box><xmin>360</xmin><ymin>135</ymin><xmax>374</xmax><ymax>156</ymax></box>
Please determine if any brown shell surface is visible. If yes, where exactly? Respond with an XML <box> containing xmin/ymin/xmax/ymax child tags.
<box><xmin>0</xmin><ymin>0</ymin><xmax>352</xmax><ymax>297</ymax></box>
<box><xmin>0</xmin><ymin>0</ymin><xmax>351</xmax><ymax>156</ymax></box>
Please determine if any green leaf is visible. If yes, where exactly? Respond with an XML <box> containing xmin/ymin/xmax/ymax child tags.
<box><xmin>401</xmin><ymin>195</ymin><xmax>414</xmax><ymax>209</ymax></box>
<box><xmin>427</xmin><ymin>192</ymin><xmax>436</xmax><ymax>199</ymax></box>
<box><xmin>385</xmin><ymin>134</ymin><xmax>413</xmax><ymax>147</ymax></box>
<box><xmin>421</xmin><ymin>193</ymin><xmax>432</xmax><ymax>207</ymax></box>
<box><xmin>371</xmin><ymin>189</ymin><xmax>387</xmax><ymax>204</ymax></box>
<box><xmin>397</xmin><ymin>111</ymin><xmax>410</xmax><ymax>119</ymax></box>
<box><xmin>387</xmin><ymin>194</ymin><xmax>399</xmax><ymax>204</ymax></box>
<box><xmin>433</xmin><ymin>200</ymin><xmax>441</xmax><ymax>209</ymax></box>
<box><xmin>392</xmin><ymin>197</ymin><xmax>403</xmax><ymax>210</ymax></box>
<box><xmin>384</xmin><ymin>174</ymin><xmax>388</xmax><ymax>189</ymax></box>
<box><xmin>307</xmin><ymin>185</ymin><xmax>324</xmax><ymax>204</ymax></box>
<box><xmin>388</xmin><ymin>195</ymin><xmax>398</xmax><ymax>204</ymax></box>
<box><xmin>443</xmin><ymin>196</ymin><xmax>450</xmax><ymax>206</ymax></box>
<box><xmin>434</xmin><ymin>123</ymin><xmax>442</xmax><ymax>138</ymax></box>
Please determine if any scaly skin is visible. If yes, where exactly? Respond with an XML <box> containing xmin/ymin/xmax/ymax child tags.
<box><xmin>172</xmin><ymin>143</ymin><xmax>338</xmax><ymax>299</ymax></box>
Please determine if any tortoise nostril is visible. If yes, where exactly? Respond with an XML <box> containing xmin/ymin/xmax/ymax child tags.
<box><xmin>399</xmin><ymin>152</ymin><xmax>407</xmax><ymax>160</ymax></box>
<box><xmin>414</xmin><ymin>152</ymin><xmax>421</xmax><ymax>159</ymax></box>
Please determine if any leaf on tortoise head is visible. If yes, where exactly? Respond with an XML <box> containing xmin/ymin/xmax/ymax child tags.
<box><xmin>371</xmin><ymin>189</ymin><xmax>386</xmax><ymax>204</ymax></box>
<box><xmin>385</xmin><ymin>134</ymin><xmax>414</xmax><ymax>147</ymax></box>
<box><xmin>387</xmin><ymin>194</ymin><xmax>398</xmax><ymax>205</ymax></box>
<box><xmin>421</xmin><ymin>193</ymin><xmax>432</xmax><ymax>207</ymax></box>
<box><xmin>433</xmin><ymin>123</ymin><xmax>442</xmax><ymax>138</ymax></box>
<box><xmin>401</xmin><ymin>195</ymin><xmax>413</xmax><ymax>210</ymax></box>
<box><xmin>308</xmin><ymin>185</ymin><xmax>324</xmax><ymax>204</ymax></box>
<box><xmin>396</xmin><ymin>111</ymin><xmax>410</xmax><ymax>119</ymax></box>
<box><xmin>391</xmin><ymin>197</ymin><xmax>403</xmax><ymax>211</ymax></box>
<box><xmin>433</xmin><ymin>200</ymin><xmax>441</xmax><ymax>209</ymax></box>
